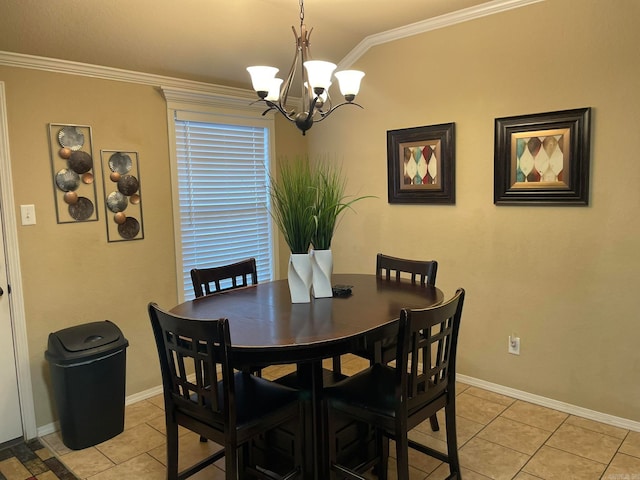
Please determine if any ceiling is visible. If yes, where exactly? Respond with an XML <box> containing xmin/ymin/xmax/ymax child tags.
<box><xmin>0</xmin><ymin>0</ymin><xmax>489</xmax><ymax>90</ymax></box>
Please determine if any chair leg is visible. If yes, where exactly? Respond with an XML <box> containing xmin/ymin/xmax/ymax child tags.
<box><xmin>429</xmin><ymin>413</ymin><xmax>440</xmax><ymax>431</ymax></box>
<box><xmin>394</xmin><ymin>432</ymin><xmax>410</xmax><ymax>480</ymax></box>
<box><xmin>165</xmin><ymin>420</ymin><xmax>179</xmax><ymax>480</ymax></box>
<box><xmin>225</xmin><ymin>442</ymin><xmax>238</xmax><ymax>479</ymax></box>
<box><xmin>376</xmin><ymin>430</ymin><xmax>389</xmax><ymax>480</ymax></box>
<box><xmin>332</xmin><ymin>356</ymin><xmax>342</xmax><ymax>377</ymax></box>
<box><xmin>444</xmin><ymin>400</ymin><xmax>461</xmax><ymax>477</ymax></box>
<box><xmin>294</xmin><ymin>402</ymin><xmax>304</xmax><ymax>479</ymax></box>
<box><xmin>327</xmin><ymin>406</ymin><xmax>338</xmax><ymax>480</ymax></box>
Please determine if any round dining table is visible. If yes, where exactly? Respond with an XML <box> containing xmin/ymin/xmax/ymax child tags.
<box><xmin>170</xmin><ymin>273</ymin><xmax>444</xmax><ymax>479</ymax></box>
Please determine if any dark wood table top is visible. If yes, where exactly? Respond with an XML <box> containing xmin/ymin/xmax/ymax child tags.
<box><xmin>171</xmin><ymin>273</ymin><xmax>444</xmax><ymax>364</ymax></box>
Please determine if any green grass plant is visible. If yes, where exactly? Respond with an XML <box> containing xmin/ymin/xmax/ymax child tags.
<box><xmin>269</xmin><ymin>158</ymin><xmax>316</xmax><ymax>254</ymax></box>
<box><xmin>311</xmin><ymin>162</ymin><xmax>373</xmax><ymax>250</ymax></box>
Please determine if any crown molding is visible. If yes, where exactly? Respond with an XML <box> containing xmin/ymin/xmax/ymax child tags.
<box><xmin>160</xmin><ymin>85</ymin><xmax>266</xmax><ymax>113</ymax></box>
<box><xmin>0</xmin><ymin>51</ymin><xmax>302</xmax><ymax>110</ymax></box>
<box><xmin>0</xmin><ymin>50</ymin><xmax>254</xmax><ymax>99</ymax></box>
<box><xmin>339</xmin><ymin>0</ymin><xmax>544</xmax><ymax>69</ymax></box>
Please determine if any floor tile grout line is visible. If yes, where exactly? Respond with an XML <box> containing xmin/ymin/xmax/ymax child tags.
<box><xmin>457</xmin><ymin>393</ymin><xmax>625</xmax><ymax>480</ymax></box>
<box><xmin>546</xmin><ymin>415</ymin><xmax>624</xmax><ymax>468</ymax></box>
<box><xmin>37</xmin><ymin>381</ymin><xmax>640</xmax><ymax>480</ymax></box>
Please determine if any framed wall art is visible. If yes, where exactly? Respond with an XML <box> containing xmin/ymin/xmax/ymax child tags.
<box><xmin>387</xmin><ymin>123</ymin><xmax>455</xmax><ymax>204</ymax></box>
<box><xmin>48</xmin><ymin>124</ymin><xmax>99</xmax><ymax>223</ymax></box>
<box><xmin>494</xmin><ymin>107</ymin><xmax>591</xmax><ymax>205</ymax></box>
<box><xmin>100</xmin><ymin>150</ymin><xmax>144</xmax><ymax>242</ymax></box>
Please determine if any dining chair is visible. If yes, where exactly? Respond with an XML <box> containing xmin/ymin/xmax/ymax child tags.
<box><xmin>371</xmin><ymin>253</ymin><xmax>438</xmax><ymax>363</ymax></box>
<box><xmin>344</xmin><ymin>253</ymin><xmax>440</xmax><ymax>430</ymax></box>
<box><xmin>324</xmin><ymin>288</ymin><xmax>465</xmax><ymax>480</ymax></box>
<box><xmin>190</xmin><ymin>257</ymin><xmax>258</xmax><ymax>298</ymax></box>
<box><xmin>346</xmin><ymin>254</ymin><xmax>439</xmax><ymax>366</ymax></box>
<box><xmin>191</xmin><ymin>257</ymin><xmax>264</xmax><ymax>379</ymax></box>
<box><xmin>148</xmin><ymin>302</ymin><xmax>303</xmax><ymax>480</ymax></box>
<box><xmin>377</xmin><ymin>253</ymin><xmax>438</xmax><ymax>287</ymax></box>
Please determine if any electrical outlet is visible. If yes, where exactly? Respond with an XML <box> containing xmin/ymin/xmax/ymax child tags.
<box><xmin>508</xmin><ymin>335</ymin><xmax>520</xmax><ymax>355</ymax></box>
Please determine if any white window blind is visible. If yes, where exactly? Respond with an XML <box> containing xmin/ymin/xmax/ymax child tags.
<box><xmin>175</xmin><ymin>119</ymin><xmax>273</xmax><ymax>300</ymax></box>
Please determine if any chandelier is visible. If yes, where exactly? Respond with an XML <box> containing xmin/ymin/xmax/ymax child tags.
<box><xmin>247</xmin><ymin>0</ymin><xmax>365</xmax><ymax>135</ymax></box>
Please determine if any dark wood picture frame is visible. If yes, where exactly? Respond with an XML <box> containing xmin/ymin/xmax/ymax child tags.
<box><xmin>494</xmin><ymin>107</ymin><xmax>591</xmax><ymax>205</ymax></box>
<box><xmin>387</xmin><ymin>123</ymin><xmax>455</xmax><ymax>204</ymax></box>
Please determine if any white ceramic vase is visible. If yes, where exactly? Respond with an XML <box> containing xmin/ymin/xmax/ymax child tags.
<box><xmin>288</xmin><ymin>253</ymin><xmax>312</xmax><ymax>303</ymax></box>
<box><xmin>310</xmin><ymin>249</ymin><xmax>333</xmax><ymax>298</ymax></box>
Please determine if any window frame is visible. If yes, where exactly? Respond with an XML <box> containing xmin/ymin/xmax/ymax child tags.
<box><xmin>163</xmin><ymin>86</ymin><xmax>278</xmax><ymax>303</ymax></box>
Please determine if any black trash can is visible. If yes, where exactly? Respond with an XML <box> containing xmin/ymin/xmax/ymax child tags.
<box><xmin>45</xmin><ymin>320</ymin><xmax>129</xmax><ymax>450</ymax></box>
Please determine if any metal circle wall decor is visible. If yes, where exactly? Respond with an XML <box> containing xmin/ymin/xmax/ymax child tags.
<box><xmin>57</xmin><ymin>126</ymin><xmax>85</xmax><ymax>151</ymax></box>
<box><xmin>114</xmin><ymin>212</ymin><xmax>127</xmax><ymax>224</ymax></box>
<box><xmin>55</xmin><ymin>169</ymin><xmax>81</xmax><ymax>192</ymax></box>
<box><xmin>68</xmin><ymin>150</ymin><xmax>93</xmax><ymax>174</ymax></box>
<box><xmin>49</xmin><ymin>124</ymin><xmax>98</xmax><ymax>223</ymax></box>
<box><xmin>108</xmin><ymin>152</ymin><xmax>133</xmax><ymax>174</ymax></box>
<box><xmin>101</xmin><ymin>150</ymin><xmax>144</xmax><ymax>241</ymax></box>
<box><xmin>117</xmin><ymin>217</ymin><xmax>140</xmax><ymax>239</ymax></box>
<box><xmin>106</xmin><ymin>191</ymin><xmax>128</xmax><ymax>212</ymax></box>
<box><xmin>82</xmin><ymin>173</ymin><xmax>94</xmax><ymax>184</ymax></box>
<box><xmin>68</xmin><ymin>197</ymin><xmax>94</xmax><ymax>221</ymax></box>
<box><xmin>63</xmin><ymin>191</ymin><xmax>79</xmax><ymax>205</ymax></box>
<box><xmin>117</xmin><ymin>174</ymin><xmax>139</xmax><ymax>196</ymax></box>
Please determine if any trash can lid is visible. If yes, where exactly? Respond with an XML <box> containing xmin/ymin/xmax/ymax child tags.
<box><xmin>54</xmin><ymin>320</ymin><xmax>123</xmax><ymax>352</ymax></box>
<box><xmin>45</xmin><ymin>320</ymin><xmax>129</xmax><ymax>365</ymax></box>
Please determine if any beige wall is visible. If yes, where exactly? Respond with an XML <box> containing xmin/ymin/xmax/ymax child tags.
<box><xmin>0</xmin><ymin>68</ymin><xmax>179</xmax><ymax>427</ymax></box>
<box><xmin>308</xmin><ymin>0</ymin><xmax>640</xmax><ymax>420</ymax></box>
<box><xmin>1</xmin><ymin>0</ymin><xmax>639</xmax><ymax>431</ymax></box>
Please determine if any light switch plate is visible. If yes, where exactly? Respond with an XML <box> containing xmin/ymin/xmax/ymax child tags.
<box><xmin>20</xmin><ymin>204</ymin><xmax>36</xmax><ymax>225</ymax></box>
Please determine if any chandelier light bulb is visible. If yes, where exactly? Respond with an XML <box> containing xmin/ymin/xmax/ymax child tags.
<box><xmin>266</xmin><ymin>78</ymin><xmax>283</xmax><ymax>102</ymax></box>
<box><xmin>303</xmin><ymin>60</ymin><xmax>336</xmax><ymax>93</ymax></box>
<box><xmin>334</xmin><ymin>70</ymin><xmax>365</xmax><ymax>101</ymax></box>
<box><xmin>247</xmin><ymin>66</ymin><xmax>279</xmax><ymax>98</ymax></box>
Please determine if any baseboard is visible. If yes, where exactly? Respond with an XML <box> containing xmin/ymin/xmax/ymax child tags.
<box><xmin>37</xmin><ymin>376</ymin><xmax>640</xmax><ymax>438</ymax></box>
<box><xmin>458</xmin><ymin>374</ymin><xmax>640</xmax><ymax>433</ymax></box>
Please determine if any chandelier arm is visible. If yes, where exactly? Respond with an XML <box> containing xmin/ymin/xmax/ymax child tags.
<box><xmin>299</xmin><ymin>24</ymin><xmax>313</xmax><ymax>111</ymax></box>
<box><xmin>262</xmin><ymin>101</ymin><xmax>296</xmax><ymax>122</ymax></box>
<box><xmin>314</xmin><ymin>101</ymin><xmax>364</xmax><ymax>122</ymax></box>
<box><xmin>313</xmin><ymin>89</ymin><xmax>333</xmax><ymax>117</ymax></box>
<box><xmin>280</xmin><ymin>25</ymin><xmax>301</xmax><ymax>110</ymax></box>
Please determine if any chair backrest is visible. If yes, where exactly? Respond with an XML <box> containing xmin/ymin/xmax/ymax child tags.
<box><xmin>376</xmin><ymin>253</ymin><xmax>438</xmax><ymax>286</ymax></box>
<box><xmin>190</xmin><ymin>257</ymin><xmax>258</xmax><ymax>298</ymax></box>
<box><xmin>148</xmin><ymin>303</ymin><xmax>236</xmax><ymax>429</ymax></box>
<box><xmin>395</xmin><ymin>288</ymin><xmax>465</xmax><ymax>415</ymax></box>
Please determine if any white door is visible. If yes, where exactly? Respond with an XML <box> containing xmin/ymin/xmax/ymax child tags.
<box><xmin>0</xmin><ymin>226</ymin><xmax>22</xmax><ymax>443</ymax></box>
<box><xmin>0</xmin><ymin>80</ymin><xmax>23</xmax><ymax>444</ymax></box>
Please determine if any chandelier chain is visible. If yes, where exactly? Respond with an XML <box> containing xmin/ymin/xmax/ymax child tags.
<box><xmin>299</xmin><ymin>0</ymin><xmax>304</xmax><ymax>24</ymax></box>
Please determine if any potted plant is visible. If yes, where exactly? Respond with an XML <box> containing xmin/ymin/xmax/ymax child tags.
<box><xmin>269</xmin><ymin>158</ymin><xmax>316</xmax><ymax>303</ymax></box>
<box><xmin>310</xmin><ymin>161</ymin><xmax>372</xmax><ymax>298</ymax></box>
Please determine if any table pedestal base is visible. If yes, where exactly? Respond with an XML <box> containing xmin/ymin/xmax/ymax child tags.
<box><xmin>249</xmin><ymin>367</ymin><xmax>378</xmax><ymax>479</ymax></box>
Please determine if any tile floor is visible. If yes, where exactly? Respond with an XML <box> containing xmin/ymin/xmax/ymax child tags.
<box><xmin>33</xmin><ymin>355</ymin><xmax>640</xmax><ymax>480</ymax></box>
<box><xmin>0</xmin><ymin>438</ymin><xmax>77</xmax><ymax>480</ymax></box>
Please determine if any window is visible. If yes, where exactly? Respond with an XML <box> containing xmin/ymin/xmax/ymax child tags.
<box><xmin>174</xmin><ymin>118</ymin><xmax>273</xmax><ymax>300</ymax></box>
